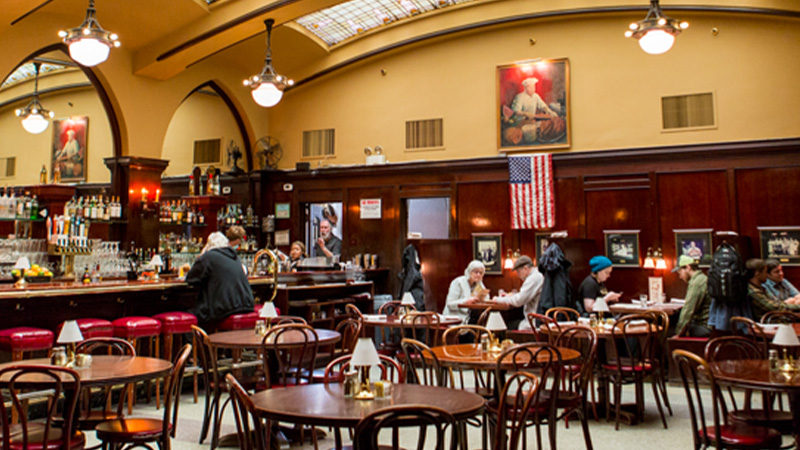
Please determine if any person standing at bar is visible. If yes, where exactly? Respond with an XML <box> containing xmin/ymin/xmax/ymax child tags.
<box><xmin>314</xmin><ymin>219</ymin><xmax>341</xmax><ymax>258</ymax></box>
<box><xmin>183</xmin><ymin>232</ymin><xmax>254</xmax><ymax>331</ymax></box>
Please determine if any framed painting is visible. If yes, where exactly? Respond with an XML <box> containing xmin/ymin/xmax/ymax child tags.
<box><xmin>472</xmin><ymin>233</ymin><xmax>503</xmax><ymax>275</ymax></box>
<box><xmin>758</xmin><ymin>226</ymin><xmax>800</xmax><ymax>266</ymax></box>
<box><xmin>275</xmin><ymin>203</ymin><xmax>290</xmax><ymax>219</ymax></box>
<box><xmin>604</xmin><ymin>230</ymin><xmax>640</xmax><ymax>267</ymax></box>
<box><xmin>497</xmin><ymin>58</ymin><xmax>570</xmax><ymax>151</ymax></box>
<box><xmin>674</xmin><ymin>229</ymin><xmax>713</xmax><ymax>267</ymax></box>
<box><xmin>52</xmin><ymin>116</ymin><xmax>88</xmax><ymax>182</ymax></box>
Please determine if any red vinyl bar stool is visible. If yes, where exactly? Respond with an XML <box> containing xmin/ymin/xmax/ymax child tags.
<box><xmin>0</xmin><ymin>327</ymin><xmax>54</xmax><ymax>361</ymax></box>
<box><xmin>112</xmin><ymin>316</ymin><xmax>162</xmax><ymax>412</ymax></box>
<box><xmin>56</xmin><ymin>318</ymin><xmax>114</xmax><ymax>340</ymax></box>
<box><xmin>217</xmin><ymin>310</ymin><xmax>260</xmax><ymax>331</ymax></box>
<box><xmin>152</xmin><ymin>311</ymin><xmax>199</xmax><ymax>402</ymax></box>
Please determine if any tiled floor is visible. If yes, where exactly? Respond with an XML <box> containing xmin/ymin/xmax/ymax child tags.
<box><xmin>79</xmin><ymin>377</ymin><xmax>796</xmax><ymax>450</ymax></box>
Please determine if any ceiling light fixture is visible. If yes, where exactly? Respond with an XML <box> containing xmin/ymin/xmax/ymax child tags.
<box><xmin>15</xmin><ymin>62</ymin><xmax>55</xmax><ymax>135</ymax></box>
<box><xmin>625</xmin><ymin>0</ymin><xmax>688</xmax><ymax>55</ymax></box>
<box><xmin>58</xmin><ymin>0</ymin><xmax>120</xmax><ymax>67</ymax></box>
<box><xmin>244</xmin><ymin>19</ymin><xmax>294</xmax><ymax>108</ymax></box>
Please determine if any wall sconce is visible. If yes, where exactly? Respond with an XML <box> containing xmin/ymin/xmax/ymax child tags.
<box><xmin>504</xmin><ymin>249</ymin><xmax>514</xmax><ymax>270</ymax></box>
<box><xmin>654</xmin><ymin>248</ymin><xmax>667</xmax><ymax>270</ymax></box>
<box><xmin>643</xmin><ymin>247</ymin><xmax>655</xmax><ymax>269</ymax></box>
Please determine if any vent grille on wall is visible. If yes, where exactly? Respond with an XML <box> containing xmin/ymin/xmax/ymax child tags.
<box><xmin>193</xmin><ymin>139</ymin><xmax>221</xmax><ymax>164</ymax></box>
<box><xmin>406</xmin><ymin>118</ymin><xmax>444</xmax><ymax>150</ymax></box>
<box><xmin>662</xmin><ymin>93</ymin><xmax>715</xmax><ymax>130</ymax></box>
<box><xmin>0</xmin><ymin>157</ymin><xmax>16</xmax><ymax>178</ymax></box>
<box><xmin>302</xmin><ymin>129</ymin><xmax>335</xmax><ymax>158</ymax></box>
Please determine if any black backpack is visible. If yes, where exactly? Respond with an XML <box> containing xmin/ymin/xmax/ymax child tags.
<box><xmin>707</xmin><ymin>242</ymin><xmax>747</xmax><ymax>306</ymax></box>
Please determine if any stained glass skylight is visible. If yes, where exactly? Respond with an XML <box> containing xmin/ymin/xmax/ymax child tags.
<box><xmin>296</xmin><ymin>0</ymin><xmax>477</xmax><ymax>46</ymax></box>
<box><xmin>1</xmin><ymin>62</ymin><xmax>67</xmax><ymax>89</ymax></box>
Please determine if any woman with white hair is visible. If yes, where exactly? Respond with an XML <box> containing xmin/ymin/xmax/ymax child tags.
<box><xmin>443</xmin><ymin>260</ymin><xmax>487</xmax><ymax>324</ymax></box>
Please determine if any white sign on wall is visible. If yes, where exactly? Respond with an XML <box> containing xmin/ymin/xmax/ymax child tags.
<box><xmin>360</xmin><ymin>198</ymin><xmax>382</xmax><ymax>219</ymax></box>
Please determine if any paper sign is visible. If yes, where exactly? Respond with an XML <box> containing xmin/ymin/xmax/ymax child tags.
<box><xmin>275</xmin><ymin>230</ymin><xmax>290</xmax><ymax>246</ymax></box>
<box><xmin>648</xmin><ymin>277</ymin><xmax>664</xmax><ymax>303</ymax></box>
<box><xmin>360</xmin><ymin>198</ymin><xmax>381</xmax><ymax>219</ymax></box>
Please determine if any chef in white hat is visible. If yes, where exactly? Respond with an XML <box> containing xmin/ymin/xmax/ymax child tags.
<box><xmin>511</xmin><ymin>76</ymin><xmax>558</xmax><ymax>119</ymax></box>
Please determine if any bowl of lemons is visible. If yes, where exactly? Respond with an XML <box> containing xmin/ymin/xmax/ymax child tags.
<box><xmin>12</xmin><ymin>264</ymin><xmax>54</xmax><ymax>283</ymax></box>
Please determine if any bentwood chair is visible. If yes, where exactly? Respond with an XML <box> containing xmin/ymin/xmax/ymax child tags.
<box><xmin>545</xmin><ymin>307</ymin><xmax>581</xmax><ymax>323</ymax></box>
<box><xmin>551</xmin><ymin>326</ymin><xmax>597</xmax><ymax>450</ymax></box>
<box><xmin>400</xmin><ymin>338</ymin><xmax>446</xmax><ymax>387</ymax></box>
<box><xmin>226</xmin><ymin>374</ymin><xmax>267</xmax><ymax>450</ymax></box>
<box><xmin>729</xmin><ymin>317</ymin><xmax>769</xmax><ymax>356</ymax></box>
<box><xmin>95</xmin><ymin>344</ymin><xmax>192</xmax><ymax>450</ymax></box>
<box><xmin>761</xmin><ymin>310</ymin><xmax>800</xmax><ymax>324</ymax></box>
<box><xmin>526</xmin><ymin>313</ymin><xmax>560</xmax><ymax>344</ymax></box>
<box><xmin>0</xmin><ymin>365</ymin><xmax>84</xmax><ymax>450</ymax></box>
<box><xmin>400</xmin><ymin>311</ymin><xmax>442</xmax><ymax>348</ymax></box>
<box><xmin>602</xmin><ymin>314</ymin><xmax>668</xmax><ymax>430</ymax></box>
<box><xmin>313</xmin><ymin>318</ymin><xmax>363</xmax><ymax>383</ymax></box>
<box><xmin>491</xmin><ymin>372</ymin><xmax>541</xmax><ymax>450</ymax></box>
<box><xmin>476</xmin><ymin>307</ymin><xmax>493</xmax><ymax>327</ymax></box>
<box><xmin>672</xmin><ymin>350</ymin><xmax>782</xmax><ymax>450</ymax></box>
<box><xmin>645</xmin><ymin>309</ymin><xmax>673</xmax><ymax>416</ymax></box>
<box><xmin>353</xmin><ymin>405</ymin><xmax>459</xmax><ymax>450</ymax></box>
<box><xmin>260</xmin><ymin>323</ymin><xmax>319</xmax><ymax>389</ymax></box>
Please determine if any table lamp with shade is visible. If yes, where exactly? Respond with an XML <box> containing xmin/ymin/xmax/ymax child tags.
<box><xmin>57</xmin><ymin>320</ymin><xmax>84</xmax><ymax>366</ymax></box>
<box><xmin>772</xmin><ymin>324</ymin><xmax>800</xmax><ymax>372</ymax></box>
<box><xmin>400</xmin><ymin>292</ymin><xmax>416</xmax><ymax>316</ymax></box>
<box><xmin>351</xmin><ymin>337</ymin><xmax>380</xmax><ymax>399</ymax></box>
<box><xmin>593</xmin><ymin>296</ymin><xmax>610</xmax><ymax>321</ymax></box>
<box><xmin>258</xmin><ymin>302</ymin><xmax>278</xmax><ymax>334</ymax></box>
<box><xmin>14</xmin><ymin>256</ymin><xmax>31</xmax><ymax>289</ymax></box>
<box><xmin>486</xmin><ymin>312</ymin><xmax>507</xmax><ymax>351</ymax></box>
<box><xmin>149</xmin><ymin>254</ymin><xmax>164</xmax><ymax>281</ymax></box>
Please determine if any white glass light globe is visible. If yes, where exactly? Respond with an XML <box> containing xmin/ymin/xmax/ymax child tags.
<box><xmin>638</xmin><ymin>29</ymin><xmax>675</xmax><ymax>55</ymax></box>
<box><xmin>21</xmin><ymin>114</ymin><xmax>50</xmax><ymax>134</ymax></box>
<box><xmin>251</xmin><ymin>82</ymin><xmax>283</xmax><ymax>107</ymax></box>
<box><xmin>69</xmin><ymin>38</ymin><xmax>111</xmax><ymax>66</ymax></box>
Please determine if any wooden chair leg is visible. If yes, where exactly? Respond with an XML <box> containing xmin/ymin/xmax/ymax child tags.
<box><xmin>192</xmin><ymin>333</ymin><xmax>199</xmax><ymax>403</ymax></box>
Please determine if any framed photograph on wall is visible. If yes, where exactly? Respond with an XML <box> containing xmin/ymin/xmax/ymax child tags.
<box><xmin>758</xmin><ymin>226</ymin><xmax>800</xmax><ymax>266</ymax></box>
<box><xmin>275</xmin><ymin>203</ymin><xmax>290</xmax><ymax>219</ymax></box>
<box><xmin>472</xmin><ymin>233</ymin><xmax>503</xmax><ymax>275</ymax></box>
<box><xmin>52</xmin><ymin>116</ymin><xmax>88</xmax><ymax>182</ymax></box>
<box><xmin>496</xmin><ymin>58</ymin><xmax>570</xmax><ymax>152</ymax></box>
<box><xmin>603</xmin><ymin>230</ymin><xmax>640</xmax><ymax>267</ymax></box>
<box><xmin>674</xmin><ymin>229</ymin><xmax>713</xmax><ymax>267</ymax></box>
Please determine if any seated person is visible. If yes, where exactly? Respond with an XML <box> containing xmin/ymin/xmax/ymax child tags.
<box><xmin>673</xmin><ymin>255</ymin><xmax>712</xmax><ymax>337</ymax></box>
<box><xmin>764</xmin><ymin>259</ymin><xmax>800</xmax><ymax>303</ymax></box>
<box><xmin>314</xmin><ymin>219</ymin><xmax>342</xmax><ymax>258</ymax></box>
<box><xmin>490</xmin><ymin>256</ymin><xmax>544</xmax><ymax>330</ymax></box>
<box><xmin>443</xmin><ymin>260</ymin><xmax>487</xmax><ymax>324</ymax></box>
<box><xmin>280</xmin><ymin>241</ymin><xmax>307</xmax><ymax>272</ymax></box>
<box><xmin>747</xmin><ymin>258</ymin><xmax>800</xmax><ymax>322</ymax></box>
<box><xmin>184</xmin><ymin>232</ymin><xmax>254</xmax><ymax>331</ymax></box>
<box><xmin>578</xmin><ymin>256</ymin><xmax>621</xmax><ymax>313</ymax></box>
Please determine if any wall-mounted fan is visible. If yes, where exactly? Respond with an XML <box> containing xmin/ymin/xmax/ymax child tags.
<box><xmin>256</xmin><ymin>136</ymin><xmax>282</xmax><ymax>170</ymax></box>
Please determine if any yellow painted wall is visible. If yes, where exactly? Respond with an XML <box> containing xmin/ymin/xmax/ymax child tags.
<box><xmin>162</xmin><ymin>91</ymin><xmax>245</xmax><ymax>176</ymax></box>
<box><xmin>271</xmin><ymin>12</ymin><xmax>800</xmax><ymax>168</ymax></box>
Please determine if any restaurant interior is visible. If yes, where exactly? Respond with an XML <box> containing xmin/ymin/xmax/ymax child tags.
<box><xmin>1</xmin><ymin>0</ymin><xmax>799</xmax><ymax>449</ymax></box>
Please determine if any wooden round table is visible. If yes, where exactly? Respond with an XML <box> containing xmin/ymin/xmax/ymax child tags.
<box><xmin>430</xmin><ymin>343</ymin><xmax>580</xmax><ymax>369</ymax></box>
<box><xmin>709</xmin><ymin>359</ymin><xmax>800</xmax><ymax>445</ymax></box>
<box><xmin>0</xmin><ymin>355</ymin><xmax>172</xmax><ymax>387</ymax></box>
<box><xmin>209</xmin><ymin>328</ymin><xmax>341</xmax><ymax>349</ymax></box>
<box><xmin>362</xmin><ymin>314</ymin><xmax>462</xmax><ymax>328</ymax></box>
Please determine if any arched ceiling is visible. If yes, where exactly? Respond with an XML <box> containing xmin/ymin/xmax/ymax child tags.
<box><xmin>3</xmin><ymin>0</ymin><xmax>799</xmax><ymax>85</ymax></box>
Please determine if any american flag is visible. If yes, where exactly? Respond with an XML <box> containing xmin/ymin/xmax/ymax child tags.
<box><xmin>509</xmin><ymin>154</ymin><xmax>555</xmax><ymax>229</ymax></box>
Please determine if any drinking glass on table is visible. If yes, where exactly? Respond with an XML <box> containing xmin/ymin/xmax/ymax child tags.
<box><xmin>639</xmin><ymin>294</ymin><xmax>648</xmax><ymax>306</ymax></box>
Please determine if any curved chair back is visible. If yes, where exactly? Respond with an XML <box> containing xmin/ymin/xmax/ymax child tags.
<box><xmin>76</xmin><ymin>337</ymin><xmax>136</xmax><ymax>356</ymax></box>
<box><xmin>608</xmin><ymin>314</ymin><xmax>659</xmax><ymax>371</ymax></box>
<box><xmin>335</xmin><ymin>318</ymin><xmax>362</xmax><ymax>356</ymax></box>
<box><xmin>379</xmin><ymin>301</ymin><xmax>414</xmax><ymax>317</ymax></box>
<box><xmin>545</xmin><ymin>307</ymin><xmax>580</xmax><ymax>323</ymax></box>
<box><xmin>323</xmin><ymin>354</ymin><xmax>405</xmax><ymax>384</ymax></box>
<box><xmin>730</xmin><ymin>316</ymin><xmax>769</xmax><ymax>355</ymax></box>
<box><xmin>226</xmin><ymin>373</ymin><xmax>267</xmax><ymax>450</ymax></box>
<box><xmin>353</xmin><ymin>405</ymin><xmax>458</xmax><ymax>450</ymax></box>
<box><xmin>400</xmin><ymin>338</ymin><xmax>446</xmax><ymax>387</ymax></box>
<box><xmin>494</xmin><ymin>372</ymin><xmax>541</xmax><ymax>450</ymax></box>
<box><xmin>761</xmin><ymin>310</ymin><xmax>800</xmax><ymax>324</ymax></box>
<box><xmin>526</xmin><ymin>313</ymin><xmax>560</xmax><ymax>344</ymax></box>
<box><xmin>267</xmin><ymin>315</ymin><xmax>307</xmax><ymax>325</ymax></box>
<box><xmin>495</xmin><ymin>343</ymin><xmax>561</xmax><ymax>400</ymax></box>
<box><xmin>442</xmin><ymin>325</ymin><xmax>493</xmax><ymax>345</ymax></box>
<box><xmin>476</xmin><ymin>307</ymin><xmax>492</xmax><ymax>327</ymax></box>
<box><xmin>261</xmin><ymin>323</ymin><xmax>319</xmax><ymax>388</ymax></box>
<box><xmin>555</xmin><ymin>326</ymin><xmax>598</xmax><ymax>395</ymax></box>
<box><xmin>0</xmin><ymin>365</ymin><xmax>82</xmax><ymax>450</ymax></box>
<box><xmin>400</xmin><ymin>311</ymin><xmax>442</xmax><ymax>347</ymax></box>
<box><xmin>345</xmin><ymin>304</ymin><xmax>366</xmax><ymax>337</ymax></box>
<box><xmin>705</xmin><ymin>336</ymin><xmax>765</xmax><ymax>361</ymax></box>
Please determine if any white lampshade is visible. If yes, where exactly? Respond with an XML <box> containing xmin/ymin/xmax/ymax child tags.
<box><xmin>504</xmin><ymin>257</ymin><xmax>513</xmax><ymax>269</ymax></box>
<box><xmin>57</xmin><ymin>320</ymin><xmax>84</xmax><ymax>344</ymax></box>
<box><xmin>772</xmin><ymin>324</ymin><xmax>800</xmax><ymax>347</ymax></box>
<box><xmin>638</xmin><ymin>29</ymin><xmax>676</xmax><ymax>55</ymax></box>
<box><xmin>21</xmin><ymin>113</ymin><xmax>50</xmax><ymax>134</ymax></box>
<box><xmin>14</xmin><ymin>256</ymin><xmax>31</xmax><ymax>271</ymax></box>
<box><xmin>486</xmin><ymin>312</ymin><xmax>507</xmax><ymax>332</ymax></box>
<box><xmin>401</xmin><ymin>292</ymin><xmax>415</xmax><ymax>306</ymax></box>
<box><xmin>69</xmin><ymin>39</ymin><xmax>112</xmax><ymax>67</ymax></box>
<box><xmin>149</xmin><ymin>254</ymin><xmax>164</xmax><ymax>267</ymax></box>
<box><xmin>593</xmin><ymin>297</ymin><xmax>610</xmax><ymax>313</ymax></box>
<box><xmin>251</xmin><ymin>82</ymin><xmax>283</xmax><ymax>107</ymax></box>
<box><xmin>351</xmin><ymin>337</ymin><xmax>380</xmax><ymax>367</ymax></box>
<box><xmin>259</xmin><ymin>302</ymin><xmax>278</xmax><ymax>318</ymax></box>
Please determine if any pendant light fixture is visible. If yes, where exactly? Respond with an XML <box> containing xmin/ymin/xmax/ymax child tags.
<box><xmin>244</xmin><ymin>19</ymin><xmax>294</xmax><ymax>108</ymax></box>
<box><xmin>58</xmin><ymin>0</ymin><xmax>120</xmax><ymax>67</ymax></box>
<box><xmin>625</xmin><ymin>0</ymin><xmax>688</xmax><ymax>55</ymax></box>
<box><xmin>15</xmin><ymin>62</ymin><xmax>55</xmax><ymax>135</ymax></box>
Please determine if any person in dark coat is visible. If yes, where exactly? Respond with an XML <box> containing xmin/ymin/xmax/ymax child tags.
<box><xmin>398</xmin><ymin>244</ymin><xmax>425</xmax><ymax>311</ymax></box>
<box><xmin>185</xmin><ymin>232</ymin><xmax>254</xmax><ymax>330</ymax></box>
<box><xmin>537</xmin><ymin>243</ymin><xmax>585</xmax><ymax>316</ymax></box>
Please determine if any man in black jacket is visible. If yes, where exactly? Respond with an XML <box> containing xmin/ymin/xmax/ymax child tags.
<box><xmin>185</xmin><ymin>232</ymin><xmax>254</xmax><ymax>330</ymax></box>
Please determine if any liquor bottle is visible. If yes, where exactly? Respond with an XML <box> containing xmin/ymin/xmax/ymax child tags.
<box><xmin>40</xmin><ymin>165</ymin><xmax>47</xmax><ymax>184</ymax></box>
<box><xmin>197</xmin><ymin>208</ymin><xmax>205</xmax><ymax>225</ymax></box>
<box><xmin>53</xmin><ymin>164</ymin><xmax>61</xmax><ymax>183</ymax></box>
<box><xmin>90</xmin><ymin>196</ymin><xmax>99</xmax><ymax>220</ymax></box>
<box><xmin>82</xmin><ymin>266</ymin><xmax>91</xmax><ymax>284</ymax></box>
<box><xmin>29</xmin><ymin>195</ymin><xmax>39</xmax><ymax>220</ymax></box>
<box><xmin>189</xmin><ymin>175</ymin><xmax>195</xmax><ymax>196</ymax></box>
<box><xmin>83</xmin><ymin>196</ymin><xmax>91</xmax><ymax>219</ymax></box>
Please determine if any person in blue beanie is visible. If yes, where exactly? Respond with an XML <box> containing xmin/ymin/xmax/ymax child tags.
<box><xmin>578</xmin><ymin>255</ymin><xmax>621</xmax><ymax>313</ymax></box>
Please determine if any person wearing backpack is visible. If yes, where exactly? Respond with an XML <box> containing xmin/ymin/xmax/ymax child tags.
<box><xmin>747</xmin><ymin>258</ymin><xmax>800</xmax><ymax>321</ymax></box>
<box><xmin>706</xmin><ymin>242</ymin><xmax>751</xmax><ymax>332</ymax></box>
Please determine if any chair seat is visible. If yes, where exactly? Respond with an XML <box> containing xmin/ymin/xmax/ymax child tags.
<box><xmin>152</xmin><ymin>312</ymin><xmax>198</xmax><ymax>334</ymax></box>
<box><xmin>112</xmin><ymin>317</ymin><xmax>161</xmax><ymax>339</ymax></box>
<box><xmin>218</xmin><ymin>312</ymin><xmax>260</xmax><ymax>331</ymax></box>
<box><xmin>602</xmin><ymin>363</ymin><xmax>653</xmax><ymax>372</ymax></box>
<box><xmin>6</xmin><ymin>424</ymin><xmax>85</xmax><ymax>450</ymax></box>
<box><xmin>699</xmin><ymin>423</ymin><xmax>782</xmax><ymax>448</ymax></box>
<box><xmin>96</xmin><ymin>418</ymin><xmax>172</xmax><ymax>442</ymax></box>
<box><xmin>0</xmin><ymin>327</ymin><xmax>54</xmax><ymax>352</ymax></box>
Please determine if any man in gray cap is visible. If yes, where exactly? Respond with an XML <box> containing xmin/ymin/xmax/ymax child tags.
<box><xmin>491</xmin><ymin>255</ymin><xmax>544</xmax><ymax>330</ymax></box>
